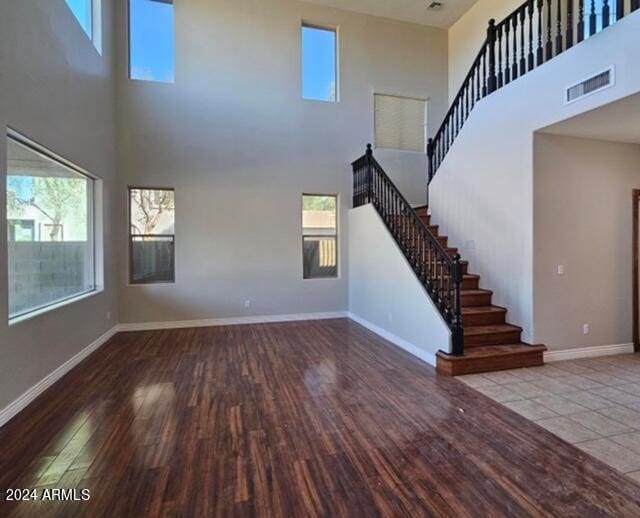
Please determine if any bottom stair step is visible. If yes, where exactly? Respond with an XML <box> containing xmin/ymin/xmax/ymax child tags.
<box><xmin>436</xmin><ymin>343</ymin><xmax>546</xmax><ymax>376</ymax></box>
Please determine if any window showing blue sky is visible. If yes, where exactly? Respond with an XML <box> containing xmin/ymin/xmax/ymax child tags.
<box><xmin>129</xmin><ymin>0</ymin><xmax>175</xmax><ymax>83</ymax></box>
<box><xmin>65</xmin><ymin>0</ymin><xmax>92</xmax><ymax>38</ymax></box>
<box><xmin>302</xmin><ymin>26</ymin><xmax>337</xmax><ymax>102</ymax></box>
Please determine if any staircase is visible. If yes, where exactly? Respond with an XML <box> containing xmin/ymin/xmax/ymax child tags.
<box><xmin>352</xmin><ymin>146</ymin><xmax>545</xmax><ymax>376</ymax></box>
<box><xmin>413</xmin><ymin>206</ymin><xmax>546</xmax><ymax>375</ymax></box>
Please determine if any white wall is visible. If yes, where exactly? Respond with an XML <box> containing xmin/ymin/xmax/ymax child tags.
<box><xmin>116</xmin><ymin>0</ymin><xmax>448</xmax><ymax>324</ymax></box>
<box><xmin>349</xmin><ymin>205</ymin><xmax>451</xmax><ymax>364</ymax></box>
<box><xmin>0</xmin><ymin>0</ymin><xmax>117</xmax><ymax>411</ymax></box>
<box><xmin>534</xmin><ymin>134</ymin><xmax>640</xmax><ymax>351</ymax></box>
<box><xmin>430</xmin><ymin>12</ymin><xmax>640</xmax><ymax>344</ymax></box>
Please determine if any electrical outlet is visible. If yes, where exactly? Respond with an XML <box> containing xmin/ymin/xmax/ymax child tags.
<box><xmin>244</xmin><ymin>300</ymin><xmax>251</xmax><ymax>309</ymax></box>
<box><xmin>583</xmin><ymin>323</ymin><xmax>590</xmax><ymax>335</ymax></box>
<box><xmin>557</xmin><ymin>264</ymin><xmax>565</xmax><ymax>275</ymax></box>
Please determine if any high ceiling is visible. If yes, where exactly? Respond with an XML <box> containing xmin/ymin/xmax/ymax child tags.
<box><xmin>304</xmin><ymin>0</ymin><xmax>478</xmax><ymax>29</ymax></box>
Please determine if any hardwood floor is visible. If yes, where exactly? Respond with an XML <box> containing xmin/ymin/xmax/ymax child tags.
<box><xmin>1</xmin><ymin>319</ymin><xmax>640</xmax><ymax>517</ymax></box>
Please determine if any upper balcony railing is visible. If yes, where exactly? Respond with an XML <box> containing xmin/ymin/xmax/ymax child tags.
<box><xmin>427</xmin><ymin>0</ymin><xmax>638</xmax><ymax>182</ymax></box>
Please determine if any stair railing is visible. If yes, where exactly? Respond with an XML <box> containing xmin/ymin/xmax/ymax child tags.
<box><xmin>353</xmin><ymin>144</ymin><xmax>464</xmax><ymax>356</ymax></box>
<box><xmin>428</xmin><ymin>0</ymin><xmax>638</xmax><ymax>181</ymax></box>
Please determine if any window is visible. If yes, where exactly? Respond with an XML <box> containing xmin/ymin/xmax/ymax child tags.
<box><xmin>302</xmin><ymin>24</ymin><xmax>337</xmax><ymax>102</ymax></box>
<box><xmin>129</xmin><ymin>188</ymin><xmax>175</xmax><ymax>284</ymax></box>
<box><xmin>129</xmin><ymin>0</ymin><xmax>175</xmax><ymax>83</ymax></box>
<box><xmin>374</xmin><ymin>94</ymin><xmax>426</xmax><ymax>152</ymax></box>
<box><xmin>65</xmin><ymin>0</ymin><xmax>93</xmax><ymax>38</ymax></box>
<box><xmin>302</xmin><ymin>195</ymin><xmax>337</xmax><ymax>279</ymax></box>
<box><xmin>6</xmin><ymin>134</ymin><xmax>96</xmax><ymax>321</ymax></box>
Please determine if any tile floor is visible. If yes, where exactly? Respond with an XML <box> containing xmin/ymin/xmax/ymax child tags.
<box><xmin>459</xmin><ymin>354</ymin><xmax>640</xmax><ymax>483</ymax></box>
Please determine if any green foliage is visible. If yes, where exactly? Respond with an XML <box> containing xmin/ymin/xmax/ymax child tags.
<box><xmin>303</xmin><ymin>195</ymin><xmax>336</xmax><ymax>212</ymax></box>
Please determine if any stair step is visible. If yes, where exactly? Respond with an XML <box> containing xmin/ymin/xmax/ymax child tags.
<box><xmin>437</xmin><ymin>235</ymin><xmax>448</xmax><ymax>247</ymax></box>
<box><xmin>461</xmin><ymin>305</ymin><xmax>507</xmax><ymax>326</ymax></box>
<box><xmin>436</xmin><ymin>344</ymin><xmax>547</xmax><ymax>376</ymax></box>
<box><xmin>446</xmin><ymin>247</ymin><xmax>458</xmax><ymax>258</ymax></box>
<box><xmin>461</xmin><ymin>289</ymin><xmax>492</xmax><ymax>307</ymax></box>
<box><xmin>462</xmin><ymin>274</ymin><xmax>480</xmax><ymax>290</ymax></box>
<box><xmin>465</xmin><ymin>324</ymin><xmax>522</xmax><ymax>347</ymax></box>
<box><xmin>428</xmin><ymin>224</ymin><xmax>439</xmax><ymax>234</ymax></box>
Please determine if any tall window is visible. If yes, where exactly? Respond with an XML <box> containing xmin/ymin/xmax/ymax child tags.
<box><xmin>302</xmin><ymin>24</ymin><xmax>337</xmax><ymax>102</ymax></box>
<box><xmin>302</xmin><ymin>195</ymin><xmax>337</xmax><ymax>279</ymax></box>
<box><xmin>6</xmin><ymin>134</ymin><xmax>96</xmax><ymax>322</ymax></box>
<box><xmin>374</xmin><ymin>94</ymin><xmax>426</xmax><ymax>152</ymax></box>
<box><xmin>129</xmin><ymin>188</ymin><xmax>175</xmax><ymax>284</ymax></box>
<box><xmin>65</xmin><ymin>0</ymin><xmax>93</xmax><ymax>39</ymax></box>
<box><xmin>129</xmin><ymin>0</ymin><xmax>175</xmax><ymax>83</ymax></box>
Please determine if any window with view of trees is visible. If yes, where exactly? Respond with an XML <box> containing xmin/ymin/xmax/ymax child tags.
<box><xmin>129</xmin><ymin>188</ymin><xmax>175</xmax><ymax>284</ymax></box>
<box><xmin>6</xmin><ymin>134</ymin><xmax>96</xmax><ymax>321</ymax></box>
<box><xmin>302</xmin><ymin>195</ymin><xmax>337</xmax><ymax>279</ymax></box>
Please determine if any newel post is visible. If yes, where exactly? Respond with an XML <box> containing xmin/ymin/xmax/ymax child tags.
<box><xmin>451</xmin><ymin>254</ymin><xmax>465</xmax><ymax>356</ymax></box>
<box><xmin>486</xmin><ymin>19</ymin><xmax>498</xmax><ymax>94</ymax></box>
<box><xmin>366</xmin><ymin>143</ymin><xmax>373</xmax><ymax>204</ymax></box>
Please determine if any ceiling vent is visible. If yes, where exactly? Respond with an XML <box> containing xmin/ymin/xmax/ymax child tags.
<box><xmin>565</xmin><ymin>67</ymin><xmax>615</xmax><ymax>104</ymax></box>
<box><xmin>427</xmin><ymin>2</ymin><xmax>444</xmax><ymax>10</ymax></box>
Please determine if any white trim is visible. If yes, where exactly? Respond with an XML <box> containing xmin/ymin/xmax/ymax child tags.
<box><xmin>117</xmin><ymin>311</ymin><xmax>349</xmax><ymax>332</ymax></box>
<box><xmin>347</xmin><ymin>312</ymin><xmax>436</xmax><ymax>366</ymax></box>
<box><xmin>544</xmin><ymin>342</ymin><xmax>635</xmax><ymax>362</ymax></box>
<box><xmin>0</xmin><ymin>326</ymin><xmax>118</xmax><ymax>428</ymax></box>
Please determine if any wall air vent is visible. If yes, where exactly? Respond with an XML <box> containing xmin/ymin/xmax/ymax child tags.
<box><xmin>565</xmin><ymin>67</ymin><xmax>615</xmax><ymax>104</ymax></box>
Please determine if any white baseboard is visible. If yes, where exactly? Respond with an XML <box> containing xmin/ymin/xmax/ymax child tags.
<box><xmin>117</xmin><ymin>311</ymin><xmax>349</xmax><ymax>332</ymax></box>
<box><xmin>544</xmin><ymin>342</ymin><xmax>635</xmax><ymax>362</ymax></box>
<box><xmin>0</xmin><ymin>326</ymin><xmax>118</xmax><ymax>428</ymax></box>
<box><xmin>348</xmin><ymin>312</ymin><xmax>436</xmax><ymax>366</ymax></box>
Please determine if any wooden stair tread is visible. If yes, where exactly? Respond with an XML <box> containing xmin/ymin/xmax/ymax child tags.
<box><xmin>461</xmin><ymin>289</ymin><xmax>492</xmax><ymax>296</ymax></box>
<box><xmin>461</xmin><ymin>305</ymin><xmax>506</xmax><ymax>315</ymax></box>
<box><xmin>464</xmin><ymin>324</ymin><xmax>522</xmax><ymax>336</ymax></box>
<box><xmin>436</xmin><ymin>344</ymin><xmax>546</xmax><ymax>376</ymax></box>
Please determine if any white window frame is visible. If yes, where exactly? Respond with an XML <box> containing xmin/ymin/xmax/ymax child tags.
<box><xmin>302</xmin><ymin>193</ymin><xmax>339</xmax><ymax>280</ymax></box>
<box><xmin>6</xmin><ymin>129</ymin><xmax>103</xmax><ymax>325</ymax></box>
<box><xmin>64</xmin><ymin>0</ymin><xmax>103</xmax><ymax>53</ymax></box>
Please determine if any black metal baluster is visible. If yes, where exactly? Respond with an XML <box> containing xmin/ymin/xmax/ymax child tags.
<box><xmin>482</xmin><ymin>48</ymin><xmax>488</xmax><ymax>96</ymax></box>
<box><xmin>616</xmin><ymin>0</ymin><xmax>625</xmax><ymax>20</ymax></box>
<box><xmin>632</xmin><ymin>0</ymin><xmax>639</xmax><ymax>13</ymax></box>
<box><xmin>556</xmin><ymin>0</ymin><xmax>564</xmax><ymax>54</ymax></box>
<box><xmin>520</xmin><ymin>7</ymin><xmax>527</xmax><ymax>75</ymax></box>
<box><xmin>497</xmin><ymin>24</ymin><xmax>503</xmax><ymax>88</ymax></box>
<box><xmin>546</xmin><ymin>0</ymin><xmax>553</xmax><ymax>60</ymax></box>
<box><xmin>589</xmin><ymin>0</ymin><xmax>597</xmax><ymax>35</ymax></box>
<box><xmin>567</xmin><ymin>0</ymin><xmax>575</xmax><ymax>48</ymax></box>
<box><xmin>487</xmin><ymin>19</ymin><xmax>498</xmax><ymax>93</ymax></box>
<box><xmin>578</xmin><ymin>0</ymin><xmax>585</xmax><ymax>40</ymax></box>
<box><xmin>537</xmin><ymin>0</ymin><xmax>544</xmax><ymax>65</ymax></box>
<box><xmin>602</xmin><ymin>0</ymin><xmax>610</xmax><ymax>28</ymax></box>
<box><xmin>528</xmin><ymin>0</ymin><xmax>535</xmax><ymax>70</ymax></box>
<box><xmin>512</xmin><ymin>14</ymin><xmax>519</xmax><ymax>80</ymax></box>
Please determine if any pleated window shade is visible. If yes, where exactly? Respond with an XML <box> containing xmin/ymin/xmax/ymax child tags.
<box><xmin>374</xmin><ymin>94</ymin><xmax>426</xmax><ymax>152</ymax></box>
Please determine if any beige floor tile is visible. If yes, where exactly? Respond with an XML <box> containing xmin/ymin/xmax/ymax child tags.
<box><xmin>590</xmin><ymin>387</ymin><xmax>640</xmax><ymax>409</ymax></box>
<box><xmin>568</xmin><ymin>411</ymin><xmax>633</xmax><ymax>436</ymax></box>
<box><xmin>505</xmin><ymin>400</ymin><xmax>558</xmax><ymax>420</ymax></box>
<box><xmin>625</xmin><ymin>470</ymin><xmax>640</xmax><ymax>483</ymax></box>
<box><xmin>535</xmin><ymin>416</ymin><xmax>601</xmax><ymax>444</ymax></box>
<box><xmin>610</xmin><ymin>432</ymin><xmax>640</xmax><ymax>455</ymax></box>
<box><xmin>597</xmin><ymin>406</ymin><xmax>640</xmax><ymax>429</ymax></box>
<box><xmin>616</xmin><ymin>383</ymin><xmax>640</xmax><ymax>397</ymax></box>
<box><xmin>561</xmin><ymin>375</ymin><xmax>606</xmax><ymax>391</ymax></box>
<box><xmin>501</xmin><ymin>382</ymin><xmax>552</xmax><ymax>399</ymax></box>
<box><xmin>530</xmin><ymin>379</ymin><xmax>578</xmax><ymax>395</ymax></box>
<box><xmin>503</xmin><ymin>368</ymin><xmax>548</xmax><ymax>382</ymax></box>
<box><xmin>535</xmin><ymin>366</ymin><xmax>574</xmax><ymax>378</ymax></box>
<box><xmin>532</xmin><ymin>395</ymin><xmax>588</xmax><ymax>416</ymax></box>
<box><xmin>561</xmin><ymin>391</ymin><xmax>613</xmax><ymax>410</ymax></box>
<box><xmin>457</xmin><ymin>374</ymin><xmax>496</xmax><ymax>389</ymax></box>
<box><xmin>475</xmin><ymin>385</ymin><xmax>524</xmax><ymax>403</ymax></box>
<box><xmin>582</xmin><ymin>372</ymin><xmax>625</xmax><ymax>385</ymax></box>
<box><xmin>577</xmin><ymin>438</ymin><xmax>640</xmax><ymax>473</ymax></box>
<box><xmin>480</xmin><ymin>370</ymin><xmax>523</xmax><ymax>385</ymax></box>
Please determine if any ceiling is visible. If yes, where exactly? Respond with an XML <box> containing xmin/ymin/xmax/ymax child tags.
<box><xmin>304</xmin><ymin>0</ymin><xmax>479</xmax><ymax>29</ymax></box>
<box><xmin>539</xmin><ymin>93</ymin><xmax>640</xmax><ymax>145</ymax></box>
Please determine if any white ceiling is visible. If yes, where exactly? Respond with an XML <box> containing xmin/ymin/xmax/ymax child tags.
<box><xmin>304</xmin><ymin>0</ymin><xmax>479</xmax><ymax>29</ymax></box>
<box><xmin>540</xmin><ymin>93</ymin><xmax>640</xmax><ymax>145</ymax></box>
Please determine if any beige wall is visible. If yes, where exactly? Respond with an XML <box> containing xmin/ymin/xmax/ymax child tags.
<box><xmin>0</xmin><ymin>0</ymin><xmax>117</xmax><ymax>411</ymax></box>
<box><xmin>533</xmin><ymin>134</ymin><xmax>640</xmax><ymax>351</ymax></box>
<box><xmin>448</xmin><ymin>0</ymin><xmax>520</xmax><ymax>100</ymax></box>
<box><xmin>116</xmin><ymin>0</ymin><xmax>448</xmax><ymax>323</ymax></box>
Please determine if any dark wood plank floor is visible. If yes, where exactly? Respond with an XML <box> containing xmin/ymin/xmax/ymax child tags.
<box><xmin>1</xmin><ymin>319</ymin><xmax>640</xmax><ymax>517</ymax></box>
